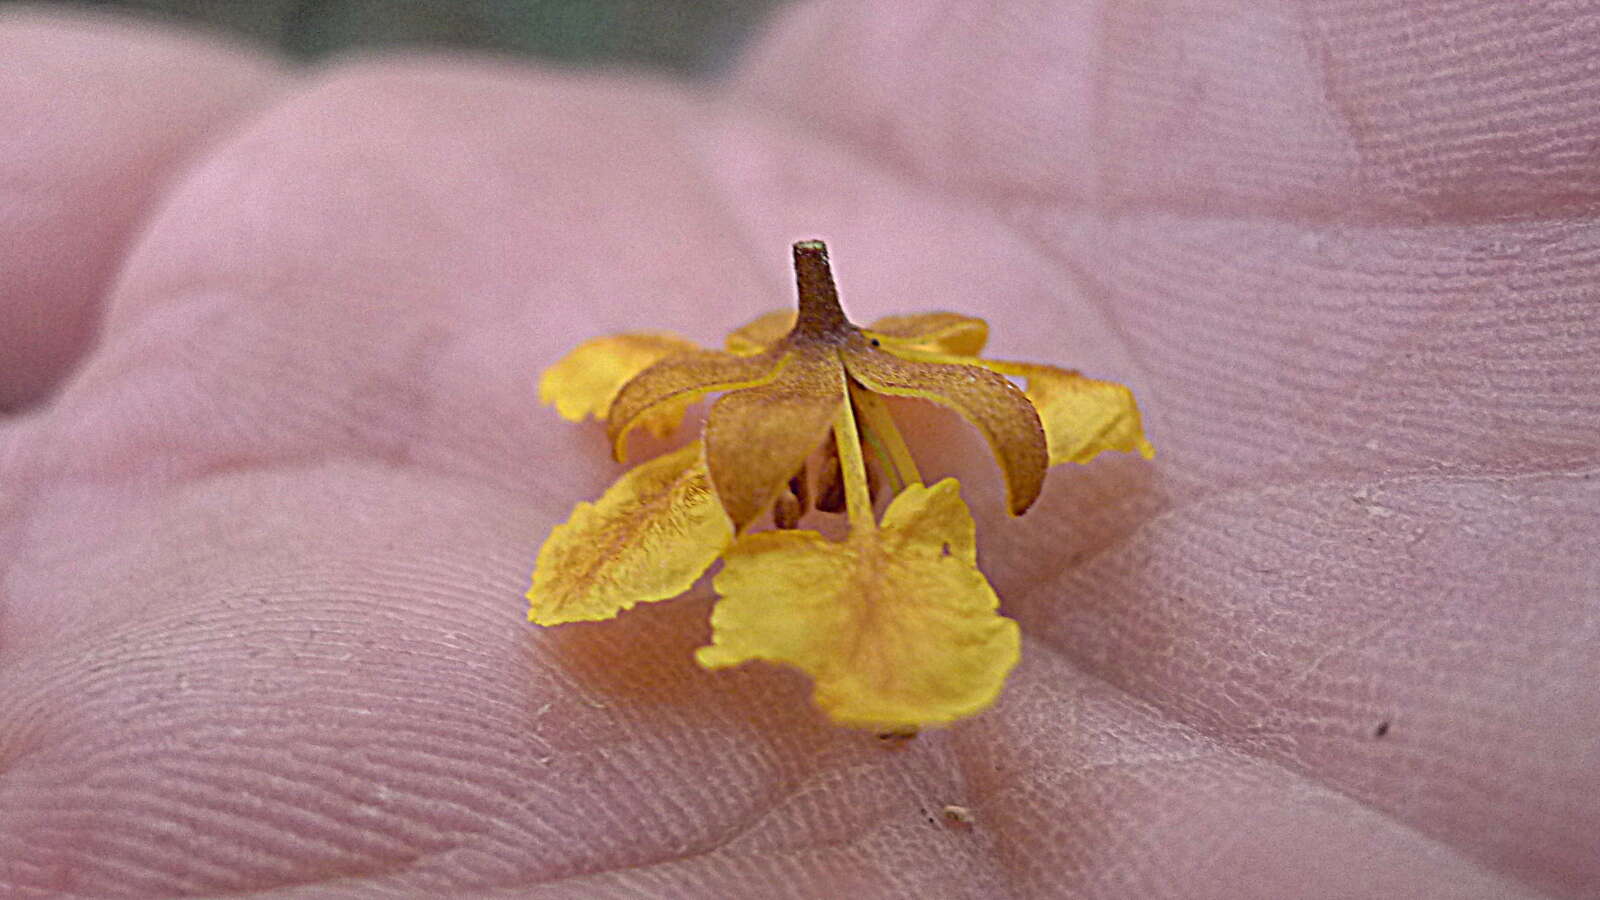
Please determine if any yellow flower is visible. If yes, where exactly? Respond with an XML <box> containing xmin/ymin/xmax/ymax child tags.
<box><xmin>530</xmin><ymin>241</ymin><xmax>1153</xmax><ymax>730</ymax></box>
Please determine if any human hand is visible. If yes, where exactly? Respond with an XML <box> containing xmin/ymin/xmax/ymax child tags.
<box><xmin>3</xmin><ymin>3</ymin><xmax>1596</xmax><ymax>896</ymax></box>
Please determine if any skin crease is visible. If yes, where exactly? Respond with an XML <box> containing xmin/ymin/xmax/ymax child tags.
<box><xmin>1</xmin><ymin>0</ymin><xmax>1598</xmax><ymax>896</ymax></box>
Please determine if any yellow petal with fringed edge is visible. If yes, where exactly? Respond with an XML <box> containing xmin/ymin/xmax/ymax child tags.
<box><xmin>697</xmin><ymin>479</ymin><xmax>1020</xmax><ymax>730</ymax></box>
<box><xmin>539</xmin><ymin>332</ymin><xmax>702</xmax><ymax>438</ymax></box>
<box><xmin>865</xmin><ymin>312</ymin><xmax>989</xmax><ymax>356</ymax></box>
<box><xmin>528</xmin><ymin>443</ymin><xmax>732</xmax><ymax>625</ymax></box>
<box><xmin>979</xmin><ymin>361</ymin><xmax>1155</xmax><ymax>465</ymax></box>
<box><xmin>725</xmin><ymin>310</ymin><xmax>795</xmax><ymax>355</ymax></box>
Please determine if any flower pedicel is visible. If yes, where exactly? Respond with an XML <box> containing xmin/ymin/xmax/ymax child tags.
<box><xmin>530</xmin><ymin>241</ymin><xmax>1152</xmax><ymax>730</ymax></box>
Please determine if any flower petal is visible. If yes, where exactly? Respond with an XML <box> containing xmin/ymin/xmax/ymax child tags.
<box><xmin>540</xmin><ymin>332</ymin><xmax>702</xmax><ymax>438</ymax></box>
<box><xmin>704</xmin><ymin>350</ymin><xmax>845</xmax><ymax>532</ymax></box>
<box><xmin>697</xmin><ymin>479</ymin><xmax>1021</xmax><ymax>729</ymax></box>
<box><xmin>607</xmin><ymin>348</ymin><xmax>785</xmax><ymax>461</ymax></box>
<box><xmin>865</xmin><ymin>312</ymin><xmax>989</xmax><ymax>356</ymax></box>
<box><xmin>845</xmin><ymin>345</ymin><xmax>1047</xmax><ymax>515</ymax></box>
<box><xmin>528</xmin><ymin>443</ymin><xmax>732</xmax><ymax>625</ymax></box>
<box><xmin>725</xmin><ymin>310</ymin><xmax>795</xmax><ymax>355</ymax></box>
<box><xmin>986</xmin><ymin>361</ymin><xmax>1156</xmax><ymax>464</ymax></box>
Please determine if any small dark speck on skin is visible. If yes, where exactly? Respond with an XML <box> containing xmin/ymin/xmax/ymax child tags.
<box><xmin>877</xmin><ymin>729</ymin><xmax>918</xmax><ymax>748</ymax></box>
<box><xmin>1375</xmin><ymin>720</ymin><xmax>1390</xmax><ymax>738</ymax></box>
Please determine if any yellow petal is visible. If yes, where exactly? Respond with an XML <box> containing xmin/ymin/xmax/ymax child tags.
<box><xmin>725</xmin><ymin>310</ymin><xmax>795</xmax><ymax>355</ymax></box>
<box><xmin>983</xmin><ymin>362</ymin><xmax>1155</xmax><ymax>465</ymax></box>
<box><xmin>697</xmin><ymin>479</ymin><xmax>1020</xmax><ymax>729</ymax></box>
<box><xmin>539</xmin><ymin>332</ymin><xmax>701</xmax><ymax>432</ymax></box>
<box><xmin>528</xmin><ymin>443</ymin><xmax>732</xmax><ymax>625</ymax></box>
<box><xmin>845</xmin><ymin>344</ymin><xmax>1048</xmax><ymax>516</ymax></box>
<box><xmin>607</xmin><ymin>348</ymin><xmax>786</xmax><ymax>461</ymax></box>
<box><xmin>704</xmin><ymin>349</ymin><xmax>845</xmax><ymax>532</ymax></box>
<box><xmin>865</xmin><ymin>312</ymin><xmax>989</xmax><ymax>356</ymax></box>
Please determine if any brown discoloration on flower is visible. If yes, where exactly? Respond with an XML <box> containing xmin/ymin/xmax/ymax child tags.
<box><xmin>607</xmin><ymin>347</ymin><xmax>785</xmax><ymax>462</ymax></box>
<box><xmin>844</xmin><ymin>345</ymin><xmax>1048</xmax><ymax>516</ymax></box>
<box><xmin>704</xmin><ymin>350</ymin><xmax>844</xmax><ymax>532</ymax></box>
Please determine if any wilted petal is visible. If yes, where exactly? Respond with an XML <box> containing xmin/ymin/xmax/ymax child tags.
<box><xmin>704</xmin><ymin>350</ymin><xmax>845</xmax><ymax>531</ymax></box>
<box><xmin>865</xmin><ymin>312</ymin><xmax>989</xmax><ymax>356</ymax></box>
<box><xmin>725</xmin><ymin>310</ymin><xmax>796</xmax><ymax>355</ymax></box>
<box><xmin>540</xmin><ymin>332</ymin><xmax>702</xmax><ymax>439</ymax></box>
<box><xmin>607</xmin><ymin>348</ymin><xmax>785</xmax><ymax>461</ymax></box>
<box><xmin>697</xmin><ymin>479</ymin><xmax>1021</xmax><ymax>729</ymax></box>
<box><xmin>845</xmin><ymin>345</ymin><xmax>1047</xmax><ymax>515</ymax></box>
<box><xmin>528</xmin><ymin>443</ymin><xmax>732</xmax><ymax>625</ymax></box>
<box><xmin>987</xmin><ymin>361</ymin><xmax>1155</xmax><ymax>464</ymax></box>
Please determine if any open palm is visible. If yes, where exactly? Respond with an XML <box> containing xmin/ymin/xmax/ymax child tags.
<box><xmin>3</xmin><ymin>3</ymin><xmax>1597</xmax><ymax>897</ymax></box>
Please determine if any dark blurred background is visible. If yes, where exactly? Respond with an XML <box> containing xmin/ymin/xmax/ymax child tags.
<box><xmin>5</xmin><ymin>0</ymin><xmax>793</xmax><ymax>75</ymax></box>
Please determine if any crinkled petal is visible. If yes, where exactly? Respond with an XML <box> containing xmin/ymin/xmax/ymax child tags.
<box><xmin>697</xmin><ymin>479</ymin><xmax>1020</xmax><ymax>729</ymax></box>
<box><xmin>845</xmin><ymin>345</ymin><xmax>1047</xmax><ymax>515</ymax></box>
<box><xmin>725</xmin><ymin>310</ymin><xmax>795</xmax><ymax>355</ymax></box>
<box><xmin>540</xmin><ymin>332</ymin><xmax>702</xmax><ymax>439</ymax></box>
<box><xmin>865</xmin><ymin>312</ymin><xmax>989</xmax><ymax>356</ymax></box>
<box><xmin>528</xmin><ymin>443</ymin><xmax>732</xmax><ymax>625</ymax></box>
<box><xmin>704</xmin><ymin>350</ymin><xmax>845</xmax><ymax>532</ymax></box>
<box><xmin>607</xmin><ymin>348</ymin><xmax>785</xmax><ymax>461</ymax></box>
<box><xmin>985</xmin><ymin>361</ymin><xmax>1155</xmax><ymax>464</ymax></box>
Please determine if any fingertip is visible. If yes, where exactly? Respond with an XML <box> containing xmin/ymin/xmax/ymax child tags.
<box><xmin>0</xmin><ymin>8</ymin><xmax>288</xmax><ymax>411</ymax></box>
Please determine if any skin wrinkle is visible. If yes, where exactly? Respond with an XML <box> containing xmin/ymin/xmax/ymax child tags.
<box><xmin>4</xmin><ymin>3</ymin><xmax>1598</xmax><ymax>898</ymax></box>
<box><xmin>946</xmin><ymin>647</ymin><xmax>1543</xmax><ymax>900</ymax></box>
<box><xmin>1002</xmin><ymin>468</ymin><xmax>1598</xmax><ymax>897</ymax></box>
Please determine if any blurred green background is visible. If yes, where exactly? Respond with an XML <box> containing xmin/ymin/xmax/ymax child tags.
<box><xmin>9</xmin><ymin>0</ymin><xmax>793</xmax><ymax>75</ymax></box>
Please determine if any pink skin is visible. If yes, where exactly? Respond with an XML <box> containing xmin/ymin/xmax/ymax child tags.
<box><xmin>2</xmin><ymin>2</ymin><xmax>1597</xmax><ymax>896</ymax></box>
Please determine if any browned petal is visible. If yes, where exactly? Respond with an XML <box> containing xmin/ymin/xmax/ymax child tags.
<box><xmin>704</xmin><ymin>349</ymin><xmax>846</xmax><ymax>532</ymax></box>
<box><xmin>606</xmin><ymin>348</ymin><xmax>785</xmax><ymax>461</ymax></box>
<box><xmin>864</xmin><ymin>312</ymin><xmax>989</xmax><ymax>356</ymax></box>
<box><xmin>844</xmin><ymin>344</ymin><xmax>1047</xmax><ymax>515</ymax></box>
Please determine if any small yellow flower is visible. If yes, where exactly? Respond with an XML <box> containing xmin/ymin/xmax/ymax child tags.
<box><xmin>530</xmin><ymin>241</ymin><xmax>1153</xmax><ymax>730</ymax></box>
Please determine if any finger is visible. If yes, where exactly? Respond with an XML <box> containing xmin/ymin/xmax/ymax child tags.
<box><xmin>0</xmin><ymin>10</ymin><xmax>285</xmax><ymax>411</ymax></box>
<box><xmin>20</xmin><ymin>58</ymin><xmax>777</xmax><ymax>498</ymax></box>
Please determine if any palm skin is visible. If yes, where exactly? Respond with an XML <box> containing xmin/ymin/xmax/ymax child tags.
<box><xmin>2</xmin><ymin>3</ymin><xmax>1597</xmax><ymax>897</ymax></box>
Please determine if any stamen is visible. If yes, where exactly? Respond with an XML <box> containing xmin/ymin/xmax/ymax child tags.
<box><xmin>773</xmin><ymin>470</ymin><xmax>807</xmax><ymax>530</ymax></box>
<box><xmin>815</xmin><ymin>433</ymin><xmax>846</xmax><ymax>513</ymax></box>
<box><xmin>830</xmin><ymin>387</ymin><xmax>878</xmax><ymax>534</ymax></box>
<box><xmin>817</xmin><ymin>419</ymin><xmax>882</xmax><ymax>514</ymax></box>
<box><xmin>849</xmin><ymin>383</ymin><xmax>921</xmax><ymax>495</ymax></box>
<box><xmin>789</xmin><ymin>463</ymin><xmax>810</xmax><ymax>511</ymax></box>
